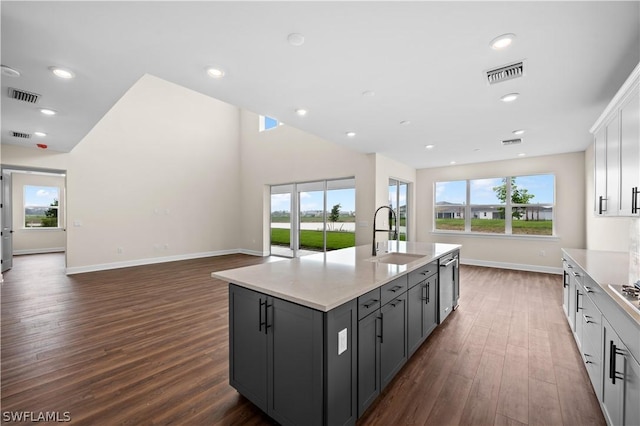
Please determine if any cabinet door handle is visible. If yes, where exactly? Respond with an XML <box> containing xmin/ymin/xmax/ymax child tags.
<box><xmin>572</xmin><ymin>271</ymin><xmax>580</xmax><ymax>278</ymax></box>
<box><xmin>377</xmin><ymin>314</ymin><xmax>384</xmax><ymax>344</ymax></box>
<box><xmin>576</xmin><ymin>290</ymin><xmax>581</xmax><ymax>312</ymax></box>
<box><xmin>258</xmin><ymin>299</ymin><xmax>266</xmax><ymax>332</ymax></box>
<box><xmin>583</xmin><ymin>314</ymin><xmax>592</xmax><ymax>324</ymax></box>
<box><xmin>583</xmin><ymin>286</ymin><xmax>593</xmax><ymax>293</ymax></box>
<box><xmin>632</xmin><ymin>187</ymin><xmax>639</xmax><ymax>214</ymax></box>
<box><xmin>609</xmin><ymin>340</ymin><xmax>625</xmax><ymax>384</ymax></box>
<box><xmin>599</xmin><ymin>195</ymin><xmax>606</xmax><ymax>214</ymax></box>
<box><xmin>265</xmin><ymin>302</ymin><xmax>272</xmax><ymax>334</ymax></box>
<box><xmin>389</xmin><ymin>299</ymin><xmax>402</xmax><ymax>308</ymax></box>
<box><xmin>427</xmin><ymin>282</ymin><xmax>430</xmax><ymax>304</ymax></box>
<box><xmin>389</xmin><ymin>285</ymin><xmax>403</xmax><ymax>293</ymax></box>
<box><xmin>563</xmin><ymin>271</ymin><xmax>569</xmax><ymax>288</ymax></box>
<box><xmin>363</xmin><ymin>299</ymin><xmax>379</xmax><ymax>309</ymax></box>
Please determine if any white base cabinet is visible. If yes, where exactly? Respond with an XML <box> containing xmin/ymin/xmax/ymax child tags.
<box><xmin>562</xmin><ymin>250</ymin><xmax>640</xmax><ymax>426</ymax></box>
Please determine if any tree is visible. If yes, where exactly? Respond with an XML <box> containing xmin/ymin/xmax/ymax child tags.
<box><xmin>492</xmin><ymin>178</ymin><xmax>535</xmax><ymax>220</ymax></box>
<box><xmin>328</xmin><ymin>203</ymin><xmax>341</xmax><ymax>230</ymax></box>
<box><xmin>41</xmin><ymin>200</ymin><xmax>58</xmax><ymax>227</ymax></box>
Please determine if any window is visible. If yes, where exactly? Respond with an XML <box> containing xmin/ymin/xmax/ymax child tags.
<box><xmin>435</xmin><ymin>180</ymin><xmax>466</xmax><ymax>231</ymax></box>
<box><xmin>470</xmin><ymin>178</ymin><xmax>505</xmax><ymax>234</ymax></box>
<box><xmin>24</xmin><ymin>185</ymin><xmax>59</xmax><ymax>228</ymax></box>
<box><xmin>259</xmin><ymin>115</ymin><xmax>281</xmax><ymax>132</ymax></box>
<box><xmin>434</xmin><ymin>174</ymin><xmax>555</xmax><ymax>236</ymax></box>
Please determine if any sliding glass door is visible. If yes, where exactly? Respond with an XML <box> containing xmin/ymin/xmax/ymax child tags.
<box><xmin>389</xmin><ymin>179</ymin><xmax>409</xmax><ymax>241</ymax></box>
<box><xmin>270</xmin><ymin>178</ymin><xmax>355</xmax><ymax>257</ymax></box>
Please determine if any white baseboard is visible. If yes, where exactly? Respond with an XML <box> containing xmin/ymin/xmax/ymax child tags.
<box><xmin>460</xmin><ymin>257</ymin><xmax>563</xmax><ymax>275</ymax></box>
<box><xmin>14</xmin><ymin>247</ymin><xmax>65</xmax><ymax>255</ymax></box>
<box><xmin>238</xmin><ymin>248</ymin><xmax>270</xmax><ymax>257</ymax></box>
<box><xmin>65</xmin><ymin>249</ymin><xmax>245</xmax><ymax>275</ymax></box>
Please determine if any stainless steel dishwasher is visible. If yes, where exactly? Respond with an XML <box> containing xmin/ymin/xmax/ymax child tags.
<box><xmin>439</xmin><ymin>252</ymin><xmax>459</xmax><ymax>323</ymax></box>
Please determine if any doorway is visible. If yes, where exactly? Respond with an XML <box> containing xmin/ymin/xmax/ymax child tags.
<box><xmin>270</xmin><ymin>178</ymin><xmax>356</xmax><ymax>258</ymax></box>
<box><xmin>1</xmin><ymin>165</ymin><xmax>67</xmax><ymax>274</ymax></box>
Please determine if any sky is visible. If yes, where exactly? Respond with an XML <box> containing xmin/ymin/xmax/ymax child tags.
<box><xmin>271</xmin><ymin>188</ymin><xmax>356</xmax><ymax>213</ymax></box>
<box><xmin>435</xmin><ymin>174</ymin><xmax>555</xmax><ymax>205</ymax></box>
<box><xmin>24</xmin><ymin>185</ymin><xmax>59</xmax><ymax>207</ymax></box>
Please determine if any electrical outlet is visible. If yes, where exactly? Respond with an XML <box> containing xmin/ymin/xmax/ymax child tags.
<box><xmin>539</xmin><ymin>250</ymin><xmax>546</xmax><ymax>257</ymax></box>
<box><xmin>117</xmin><ymin>247</ymin><xmax>123</xmax><ymax>254</ymax></box>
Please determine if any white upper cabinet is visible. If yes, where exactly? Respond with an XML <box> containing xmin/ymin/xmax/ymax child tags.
<box><xmin>591</xmin><ymin>63</ymin><xmax>640</xmax><ymax>217</ymax></box>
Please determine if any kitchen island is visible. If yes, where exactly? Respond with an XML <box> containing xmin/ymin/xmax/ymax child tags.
<box><xmin>212</xmin><ymin>242</ymin><xmax>461</xmax><ymax>426</ymax></box>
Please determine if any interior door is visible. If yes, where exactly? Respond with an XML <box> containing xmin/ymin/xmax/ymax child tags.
<box><xmin>1</xmin><ymin>169</ymin><xmax>13</xmax><ymax>272</ymax></box>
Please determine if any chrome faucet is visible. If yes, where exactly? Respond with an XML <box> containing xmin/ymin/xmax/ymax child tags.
<box><xmin>372</xmin><ymin>205</ymin><xmax>398</xmax><ymax>256</ymax></box>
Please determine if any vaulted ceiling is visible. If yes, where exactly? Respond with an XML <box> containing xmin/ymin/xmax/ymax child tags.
<box><xmin>2</xmin><ymin>1</ymin><xmax>639</xmax><ymax>168</ymax></box>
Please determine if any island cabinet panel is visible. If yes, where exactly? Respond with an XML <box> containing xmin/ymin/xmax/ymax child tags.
<box><xmin>357</xmin><ymin>276</ymin><xmax>408</xmax><ymax>417</ymax></box>
<box><xmin>380</xmin><ymin>292</ymin><xmax>408</xmax><ymax>389</ymax></box>
<box><xmin>357</xmin><ymin>309</ymin><xmax>380</xmax><ymax>416</ymax></box>
<box><xmin>269</xmin><ymin>297</ymin><xmax>324</xmax><ymax>426</ymax></box>
<box><xmin>229</xmin><ymin>284</ymin><xmax>358</xmax><ymax>426</ymax></box>
<box><xmin>407</xmin><ymin>266</ymin><xmax>438</xmax><ymax>356</ymax></box>
<box><xmin>228</xmin><ymin>284</ymin><xmax>269</xmax><ymax>411</ymax></box>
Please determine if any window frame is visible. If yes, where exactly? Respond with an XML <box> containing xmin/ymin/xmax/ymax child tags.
<box><xmin>433</xmin><ymin>173</ymin><xmax>556</xmax><ymax>238</ymax></box>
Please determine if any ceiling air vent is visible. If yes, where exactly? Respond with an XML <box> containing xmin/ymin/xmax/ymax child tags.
<box><xmin>486</xmin><ymin>61</ymin><xmax>524</xmax><ymax>85</ymax></box>
<box><xmin>11</xmin><ymin>131</ymin><xmax>31</xmax><ymax>139</ymax></box>
<box><xmin>8</xmin><ymin>87</ymin><xmax>40</xmax><ymax>104</ymax></box>
<box><xmin>502</xmin><ymin>138</ymin><xmax>522</xmax><ymax>146</ymax></box>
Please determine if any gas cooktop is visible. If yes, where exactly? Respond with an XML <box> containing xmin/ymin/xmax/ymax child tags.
<box><xmin>608</xmin><ymin>283</ymin><xmax>640</xmax><ymax>314</ymax></box>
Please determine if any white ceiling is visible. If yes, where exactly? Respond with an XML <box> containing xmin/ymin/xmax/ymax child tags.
<box><xmin>1</xmin><ymin>1</ymin><xmax>639</xmax><ymax>169</ymax></box>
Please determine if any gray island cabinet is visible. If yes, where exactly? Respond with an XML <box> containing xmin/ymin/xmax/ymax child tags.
<box><xmin>213</xmin><ymin>242</ymin><xmax>461</xmax><ymax>426</ymax></box>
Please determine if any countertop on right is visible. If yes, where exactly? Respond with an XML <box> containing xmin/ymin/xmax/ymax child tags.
<box><xmin>562</xmin><ymin>248</ymin><xmax>640</xmax><ymax>326</ymax></box>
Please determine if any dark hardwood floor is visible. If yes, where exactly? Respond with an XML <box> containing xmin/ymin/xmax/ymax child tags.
<box><xmin>1</xmin><ymin>253</ymin><xmax>604</xmax><ymax>425</ymax></box>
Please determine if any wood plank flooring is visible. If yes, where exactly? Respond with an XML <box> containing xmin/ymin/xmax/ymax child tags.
<box><xmin>1</xmin><ymin>253</ymin><xmax>605</xmax><ymax>425</ymax></box>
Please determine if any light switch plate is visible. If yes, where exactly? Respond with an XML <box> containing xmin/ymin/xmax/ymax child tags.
<box><xmin>338</xmin><ymin>328</ymin><xmax>347</xmax><ymax>355</ymax></box>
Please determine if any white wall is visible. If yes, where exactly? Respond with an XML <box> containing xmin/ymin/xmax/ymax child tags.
<box><xmin>416</xmin><ymin>152</ymin><xmax>585</xmax><ymax>273</ymax></box>
<box><xmin>584</xmin><ymin>141</ymin><xmax>637</xmax><ymax>251</ymax></box>
<box><xmin>11</xmin><ymin>172</ymin><xmax>66</xmax><ymax>254</ymax></box>
<box><xmin>238</xmin><ymin>110</ymin><xmax>376</xmax><ymax>254</ymax></box>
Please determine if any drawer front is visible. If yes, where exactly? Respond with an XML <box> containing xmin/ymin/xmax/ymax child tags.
<box><xmin>408</xmin><ymin>261</ymin><xmax>438</xmax><ymax>289</ymax></box>
<box><xmin>381</xmin><ymin>276</ymin><xmax>408</xmax><ymax>306</ymax></box>
<box><xmin>581</xmin><ymin>292</ymin><xmax>602</xmax><ymax>345</ymax></box>
<box><xmin>358</xmin><ymin>288</ymin><xmax>381</xmax><ymax>320</ymax></box>
<box><xmin>582</xmin><ymin>336</ymin><xmax>603</xmax><ymax>402</ymax></box>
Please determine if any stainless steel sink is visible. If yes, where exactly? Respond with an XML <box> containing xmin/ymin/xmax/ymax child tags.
<box><xmin>366</xmin><ymin>252</ymin><xmax>424</xmax><ymax>265</ymax></box>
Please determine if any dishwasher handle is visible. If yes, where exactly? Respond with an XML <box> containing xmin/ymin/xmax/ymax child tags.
<box><xmin>440</xmin><ymin>257</ymin><xmax>457</xmax><ymax>268</ymax></box>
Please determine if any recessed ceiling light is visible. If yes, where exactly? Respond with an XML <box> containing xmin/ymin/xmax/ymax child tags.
<box><xmin>500</xmin><ymin>93</ymin><xmax>519</xmax><ymax>103</ymax></box>
<box><xmin>346</xmin><ymin>131</ymin><xmax>356</xmax><ymax>137</ymax></box>
<box><xmin>206</xmin><ymin>67</ymin><xmax>225</xmax><ymax>79</ymax></box>
<box><xmin>425</xmin><ymin>144</ymin><xmax>435</xmax><ymax>150</ymax></box>
<box><xmin>450</xmin><ymin>161</ymin><xmax>457</xmax><ymax>165</ymax></box>
<box><xmin>49</xmin><ymin>66</ymin><xmax>75</xmax><ymax>79</ymax></box>
<box><xmin>513</xmin><ymin>129</ymin><xmax>526</xmax><ymax>135</ymax></box>
<box><xmin>34</xmin><ymin>131</ymin><xmax>47</xmax><ymax>137</ymax></box>
<box><xmin>473</xmin><ymin>148</ymin><xmax>481</xmax><ymax>152</ymax></box>
<box><xmin>1</xmin><ymin>65</ymin><xmax>21</xmax><ymax>77</ymax></box>
<box><xmin>361</xmin><ymin>90</ymin><xmax>376</xmax><ymax>97</ymax></box>
<box><xmin>295</xmin><ymin>108</ymin><xmax>308</xmax><ymax>116</ymax></box>
<box><xmin>518</xmin><ymin>153</ymin><xmax>527</xmax><ymax>157</ymax></box>
<box><xmin>287</xmin><ymin>33</ymin><xmax>305</xmax><ymax>46</ymax></box>
<box><xmin>400</xmin><ymin>120</ymin><xmax>411</xmax><ymax>126</ymax></box>
<box><xmin>490</xmin><ymin>33</ymin><xmax>516</xmax><ymax>50</ymax></box>
<box><xmin>40</xmin><ymin>108</ymin><xmax>57</xmax><ymax>116</ymax></box>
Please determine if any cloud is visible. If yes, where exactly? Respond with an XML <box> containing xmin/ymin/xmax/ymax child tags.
<box><xmin>36</xmin><ymin>189</ymin><xmax>53</xmax><ymax>197</ymax></box>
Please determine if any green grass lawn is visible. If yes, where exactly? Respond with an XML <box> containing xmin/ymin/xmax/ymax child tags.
<box><xmin>435</xmin><ymin>219</ymin><xmax>552</xmax><ymax>235</ymax></box>
<box><xmin>271</xmin><ymin>228</ymin><xmax>355</xmax><ymax>250</ymax></box>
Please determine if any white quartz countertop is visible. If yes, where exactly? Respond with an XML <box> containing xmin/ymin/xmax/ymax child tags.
<box><xmin>562</xmin><ymin>248</ymin><xmax>640</xmax><ymax>326</ymax></box>
<box><xmin>212</xmin><ymin>242</ymin><xmax>461</xmax><ymax>312</ymax></box>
